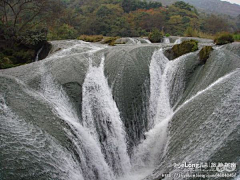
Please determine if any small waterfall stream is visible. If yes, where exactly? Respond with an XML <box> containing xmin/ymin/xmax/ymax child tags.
<box><xmin>163</xmin><ymin>37</ymin><xmax>170</xmax><ymax>44</ymax></box>
<box><xmin>174</xmin><ymin>38</ymin><xmax>182</xmax><ymax>44</ymax></box>
<box><xmin>35</xmin><ymin>46</ymin><xmax>43</xmax><ymax>62</ymax></box>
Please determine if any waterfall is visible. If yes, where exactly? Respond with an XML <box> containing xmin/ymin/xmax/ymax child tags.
<box><xmin>174</xmin><ymin>38</ymin><xmax>182</xmax><ymax>44</ymax></box>
<box><xmin>148</xmin><ymin>49</ymin><xmax>187</xmax><ymax>127</ymax></box>
<box><xmin>126</xmin><ymin>48</ymin><xmax>191</xmax><ymax>180</ymax></box>
<box><xmin>163</xmin><ymin>37</ymin><xmax>170</xmax><ymax>43</ymax></box>
<box><xmin>82</xmin><ymin>55</ymin><xmax>131</xmax><ymax>177</ymax></box>
<box><xmin>129</xmin><ymin>38</ymin><xmax>141</xmax><ymax>45</ymax></box>
<box><xmin>0</xmin><ymin>95</ymin><xmax>84</xmax><ymax>180</ymax></box>
<box><xmin>143</xmin><ymin>39</ymin><xmax>152</xmax><ymax>44</ymax></box>
<box><xmin>39</xmin><ymin>67</ymin><xmax>116</xmax><ymax>180</ymax></box>
<box><xmin>35</xmin><ymin>46</ymin><xmax>43</xmax><ymax>62</ymax></box>
<box><xmin>123</xmin><ymin>49</ymin><xmax>182</xmax><ymax>178</ymax></box>
<box><xmin>1</xmin><ymin>39</ymin><xmax>239</xmax><ymax>180</ymax></box>
<box><xmin>148</xmin><ymin>49</ymin><xmax>169</xmax><ymax>128</ymax></box>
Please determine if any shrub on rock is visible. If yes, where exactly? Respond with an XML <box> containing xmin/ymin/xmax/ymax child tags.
<box><xmin>199</xmin><ymin>46</ymin><xmax>213</xmax><ymax>63</ymax></box>
<box><xmin>171</xmin><ymin>39</ymin><xmax>198</xmax><ymax>59</ymax></box>
<box><xmin>148</xmin><ymin>28</ymin><xmax>163</xmax><ymax>43</ymax></box>
<box><xmin>214</xmin><ymin>32</ymin><xmax>234</xmax><ymax>45</ymax></box>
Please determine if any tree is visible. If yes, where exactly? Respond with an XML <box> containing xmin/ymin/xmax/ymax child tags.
<box><xmin>173</xmin><ymin>1</ymin><xmax>194</xmax><ymax>12</ymax></box>
<box><xmin>0</xmin><ymin>0</ymin><xmax>62</xmax><ymax>34</ymax></box>
<box><xmin>148</xmin><ymin>28</ymin><xmax>163</xmax><ymax>43</ymax></box>
<box><xmin>202</xmin><ymin>15</ymin><xmax>229</xmax><ymax>34</ymax></box>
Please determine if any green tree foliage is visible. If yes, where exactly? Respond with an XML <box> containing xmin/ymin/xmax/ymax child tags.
<box><xmin>48</xmin><ymin>24</ymin><xmax>78</xmax><ymax>40</ymax></box>
<box><xmin>173</xmin><ymin>1</ymin><xmax>194</xmax><ymax>11</ymax></box>
<box><xmin>202</xmin><ymin>15</ymin><xmax>229</xmax><ymax>34</ymax></box>
<box><xmin>184</xmin><ymin>27</ymin><xmax>198</xmax><ymax>37</ymax></box>
<box><xmin>148</xmin><ymin>28</ymin><xmax>163</xmax><ymax>43</ymax></box>
<box><xmin>122</xmin><ymin>0</ymin><xmax>162</xmax><ymax>13</ymax></box>
<box><xmin>0</xmin><ymin>0</ymin><xmax>238</xmax><ymax>69</ymax></box>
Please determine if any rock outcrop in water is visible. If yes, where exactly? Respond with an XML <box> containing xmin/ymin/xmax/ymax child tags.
<box><xmin>0</xmin><ymin>39</ymin><xmax>239</xmax><ymax>180</ymax></box>
<box><xmin>165</xmin><ymin>40</ymin><xmax>198</xmax><ymax>60</ymax></box>
<box><xmin>199</xmin><ymin>46</ymin><xmax>214</xmax><ymax>63</ymax></box>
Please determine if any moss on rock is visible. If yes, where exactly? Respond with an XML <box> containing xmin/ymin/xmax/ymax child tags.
<box><xmin>214</xmin><ymin>33</ymin><xmax>234</xmax><ymax>45</ymax></box>
<box><xmin>102</xmin><ymin>37</ymin><xmax>119</xmax><ymax>46</ymax></box>
<box><xmin>199</xmin><ymin>46</ymin><xmax>213</xmax><ymax>63</ymax></box>
<box><xmin>166</xmin><ymin>40</ymin><xmax>198</xmax><ymax>60</ymax></box>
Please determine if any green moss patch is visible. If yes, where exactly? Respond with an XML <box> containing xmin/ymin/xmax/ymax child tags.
<box><xmin>214</xmin><ymin>33</ymin><xmax>234</xmax><ymax>45</ymax></box>
<box><xmin>172</xmin><ymin>40</ymin><xmax>198</xmax><ymax>59</ymax></box>
<box><xmin>199</xmin><ymin>46</ymin><xmax>213</xmax><ymax>63</ymax></box>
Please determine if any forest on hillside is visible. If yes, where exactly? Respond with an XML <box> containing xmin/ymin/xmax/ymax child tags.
<box><xmin>0</xmin><ymin>0</ymin><xmax>240</xmax><ymax>68</ymax></box>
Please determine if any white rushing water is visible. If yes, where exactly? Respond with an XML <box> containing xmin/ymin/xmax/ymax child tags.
<box><xmin>2</xmin><ymin>39</ymin><xmax>239</xmax><ymax>180</ymax></box>
<box><xmin>163</xmin><ymin>37</ymin><xmax>170</xmax><ymax>44</ymax></box>
<box><xmin>0</xmin><ymin>95</ymin><xmax>84</xmax><ymax>180</ymax></box>
<box><xmin>148</xmin><ymin>49</ymin><xmax>169</xmax><ymax>128</ymax></box>
<box><xmin>37</xmin><ymin>41</ymin><xmax>131</xmax><ymax>179</ymax></box>
<box><xmin>174</xmin><ymin>38</ymin><xmax>182</xmax><ymax>44</ymax></box>
<box><xmin>142</xmin><ymin>39</ymin><xmax>152</xmax><ymax>44</ymax></box>
<box><xmin>120</xmin><ymin>49</ymin><xmax>181</xmax><ymax>179</ymax></box>
<box><xmin>129</xmin><ymin>38</ymin><xmax>142</xmax><ymax>45</ymax></box>
<box><xmin>35</xmin><ymin>46</ymin><xmax>43</xmax><ymax>62</ymax></box>
<box><xmin>82</xmin><ymin>55</ymin><xmax>131</xmax><ymax>177</ymax></box>
<box><xmin>37</xmin><ymin>42</ymin><xmax>118</xmax><ymax>180</ymax></box>
<box><xmin>40</xmin><ymin>69</ymin><xmax>115</xmax><ymax>180</ymax></box>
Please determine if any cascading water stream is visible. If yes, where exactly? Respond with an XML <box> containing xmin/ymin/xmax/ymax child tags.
<box><xmin>39</xmin><ymin>67</ymin><xmax>116</xmax><ymax>180</ymax></box>
<box><xmin>143</xmin><ymin>39</ymin><xmax>152</xmax><ymax>44</ymax></box>
<box><xmin>35</xmin><ymin>46</ymin><xmax>44</xmax><ymax>62</ymax></box>
<box><xmin>0</xmin><ymin>95</ymin><xmax>84</xmax><ymax>180</ymax></box>
<box><xmin>119</xmin><ymin>49</ymin><xmax>186</xmax><ymax>179</ymax></box>
<box><xmin>174</xmin><ymin>38</ymin><xmax>182</xmax><ymax>44</ymax></box>
<box><xmin>148</xmin><ymin>49</ymin><xmax>169</xmax><ymax>128</ymax></box>
<box><xmin>81</xmin><ymin>55</ymin><xmax>131</xmax><ymax>177</ymax></box>
<box><xmin>132</xmin><ymin>50</ymin><xmax>174</xmax><ymax>167</ymax></box>
<box><xmin>1</xmin><ymin>39</ymin><xmax>239</xmax><ymax>180</ymax></box>
<box><xmin>163</xmin><ymin>37</ymin><xmax>170</xmax><ymax>44</ymax></box>
<box><xmin>129</xmin><ymin>38</ymin><xmax>141</xmax><ymax>45</ymax></box>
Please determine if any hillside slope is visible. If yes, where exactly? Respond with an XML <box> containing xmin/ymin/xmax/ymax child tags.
<box><xmin>152</xmin><ymin>0</ymin><xmax>240</xmax><ymax>17</ymax></box>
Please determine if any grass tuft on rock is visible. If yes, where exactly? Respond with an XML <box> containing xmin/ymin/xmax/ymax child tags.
<box><xmin>78</xmin><ymin>35</ymin><xmax>103</xmax><ymax>42</ymax></box>
<box><xmin>199</xmin><ymin>46</ymin><xmax>213</xmax><ymax>64</ymax></box>
<box><xmin>102</xmin><ymin>37</ymin><xmax>119</xmax><ymax>46</ymax></box>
